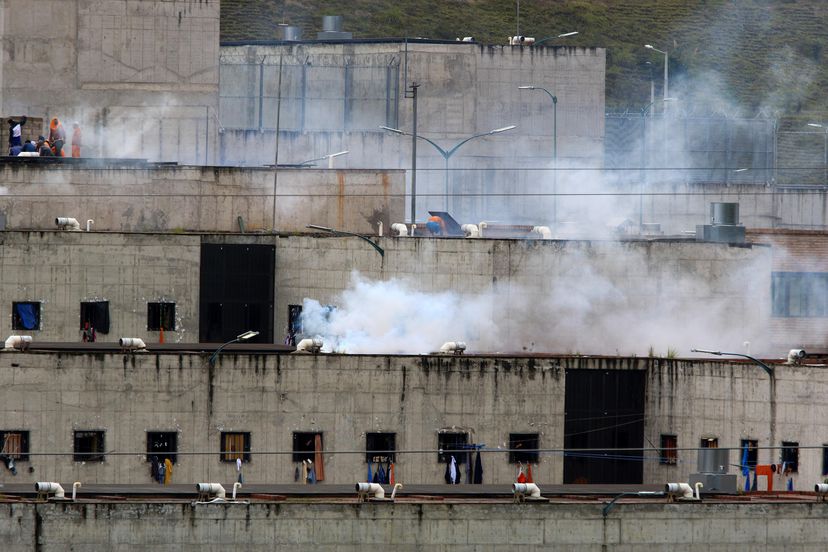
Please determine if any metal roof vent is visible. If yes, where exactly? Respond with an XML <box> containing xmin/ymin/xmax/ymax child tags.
<box><xmin>696</xmin><ymin>202</ymin><xmax>745</xmax><ymax>243</ymax></box>
<box><xmin>278</xmin><ymin>25</ymin><xmax>303</xmax><ymax>41</ymax></box>
<box><xmin>318</xmin><ymin>15</ymin><xmax>352</xmax><ymax>40</ymax></box>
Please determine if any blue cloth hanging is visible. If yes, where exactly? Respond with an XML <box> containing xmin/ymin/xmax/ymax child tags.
<box><xmin>15</xmin><ymin>303</ymin><xmax>37</xmax><ymax>330</ymax></box>
<box><xmin>376</xmin><ymin>463</ymin><xmax>386</xmax><ymax>485</ymax></box>
<box><xmin>367</xmin><ymin>460</ymin><xmax>373</xmax><ymax>483</ymax></box>
<box><xmin>740</xmin><ymin>444</ymin><xmax>749</xmax><ymax>477</ymax></box>
<box><xmin>787</xmin><ymin>477</ymin><xmax>793</xmax><ymax>491</ymax></box>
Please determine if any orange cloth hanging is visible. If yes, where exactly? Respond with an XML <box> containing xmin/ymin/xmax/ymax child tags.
<box><xmin>527</xmin><ymin>463</ymin><xmax>534</xmax><ymax>483</ymax></box>
<box><xmin>313</xmin><ymin>433</ymin><xmax>325</xmax><ymax>481</ymax></box>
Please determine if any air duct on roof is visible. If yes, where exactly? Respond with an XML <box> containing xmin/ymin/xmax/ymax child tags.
<box><xmin>696</xmin><ymin>202</ymin><xmax>745</xmax><ymax>244</ymax></box>
<box><xmin>318</xmin><ymin>15</ymin><xmax>352</xmax><ymax>40</ymax></box>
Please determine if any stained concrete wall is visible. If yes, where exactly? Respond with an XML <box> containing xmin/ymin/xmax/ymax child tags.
<box><xmin>4</xmin><ymin>163</ymin><xmax>828</xmax><ymax>235</ymax></box>
<box><xmin>0</xmin><ymin>164</ymin><xmax>404</xmax><ymax>234</ymax></box>
<box><xmin>0</xmin><ymin>352</ymin><xmax>827</xmax><ymax>489</ymax></box>
<box><xmin>0</xmin><ymin>351</ymin><xmax>565</xmax><ymax>485</ymax></box>
<box><xmin>2</xmin><ymin>501</ymin><xmax>828</xmax><ymax>551</ymax></box>
<box><xmin>1</xmin><ymin>0</ymin><xmax>220</xmax><ymax>163</ymax></box>
<box><xmin>219</xmin><ymin>42</ymin><xmax>606</xmax><ymax>222</ymax></box>
<box><xmin>0</xmin><ymin>231</ymin><xmax>772</xmax><ymax>351</ymax></box>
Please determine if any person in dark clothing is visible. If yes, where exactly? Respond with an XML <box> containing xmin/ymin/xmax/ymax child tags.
<box><xmin>37</xmin><ymin>137</ymin><xmax>53</xmax><ymax>157</ymax></box>
<box><xmin>7</xmin><ymin>116</ymin><xmax>26</xmax><ymax>153</ymax></box>
<box><xmin>21</xmin><ymin>140</ymin><xmax>36</xmax><ymax>153</ymax></box>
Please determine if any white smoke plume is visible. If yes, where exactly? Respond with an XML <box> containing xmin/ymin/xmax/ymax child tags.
<box><xmin>301</xmin><ymin>245</ymin><xmax>770</xmax><ymax>357</ymax></box>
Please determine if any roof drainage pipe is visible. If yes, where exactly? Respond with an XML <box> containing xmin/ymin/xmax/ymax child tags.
<box><xmin>356</xmin><ymin>482</ymin><xmax>385</xmax><ymax>499</ymax></box>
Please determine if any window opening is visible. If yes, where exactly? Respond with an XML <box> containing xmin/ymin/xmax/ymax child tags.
<box><xmin>220</xmin><ymin>432</ymin><xmax>251</xmax><ymax>463</ymax></box>
<box><xmin>74</xmin><ymin>430</ymin><xmax>105</xmax><ymax>462</ymax></box>
<box><xmin>509</xmin><ymin>433</ymin><xmax>540</xmax><ymax>463</ymax></box>
<box><xmin>12</xmin><ymin>302</ymin><xmax>40</xmax><ymax>330</ymax></box>
<box><xmin>147</xmin><ymin>431</ymin><xmax>178</xmax><ymax>464</ymax></box>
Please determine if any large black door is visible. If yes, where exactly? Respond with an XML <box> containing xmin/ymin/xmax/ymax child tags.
<box><xmin>199</xmin><ymin>244</ymin><xmax>274</xmax><ymax>343</ymax></box>
<box><xmin>563</xmin><ymin>369</ymin><xmax>645</xmax><ymax>484</ymax></box>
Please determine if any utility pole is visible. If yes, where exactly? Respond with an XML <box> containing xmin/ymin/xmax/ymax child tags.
<box><xmin>406</xmin><ymin>82</ymin><xmax>420</xmax><ymax>225</ymax></box>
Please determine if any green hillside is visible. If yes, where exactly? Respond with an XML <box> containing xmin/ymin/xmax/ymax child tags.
<box><xmin>221</xmin><ymin>0</ymin><xmax>828</xmax><ymax>118</ymax></box>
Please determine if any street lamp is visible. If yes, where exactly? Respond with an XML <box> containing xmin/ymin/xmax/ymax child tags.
<box><xmin>298</xmin><ymin>150</ymin><xmax>349</xmax><ymax>168</ymax></box>
<box><xmin>691</xmin><ymin>347</ymin><xmax>776</xmax><ymax>463</ymax></box>
<box><xmin>306</xmin><ymin>224</ymin><xmax>384</xmax><ymax>258</ymax></box>
<box><xmin>644</xmin><ymin>44</ymin><xmax>669</xmax><ymax>113</ymax></box>
<box><xmin>807</xmin><ymin>123</ymin><xmax>827</xmax><ymax>186</ymax></box>
<box><xmin>519</xmin><ymin>85</ymin><xmax>558</xmax><ymax>225</ymax></box>
<box><xmin>380</xmin><ymin>125</ymin><xmax>516</xmax><ymax>212</ymax></box>
<box><xmin>209</xmin><ymin>330</ymin><xmax>260</xmax><ymax>366</ymax></box>
<box><xmin>533</xmin><ymin>31</ymin><xmax>579</xmax><ymax>46</ymax></box>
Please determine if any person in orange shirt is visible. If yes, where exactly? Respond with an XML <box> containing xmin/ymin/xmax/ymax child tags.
<box><xmin>48</xmin><ymin>118</ymin><xmax>66</xmax><ymax>156</ymax></box>
<box><xmin>426</xmin><ymin>215</ymin><xmax>446</xmax><ymax>236</ymax></box>
<box><xmin>71</xmin><ymin>122</ymin><xmax>81</xmax><ymax>158</ymax></box>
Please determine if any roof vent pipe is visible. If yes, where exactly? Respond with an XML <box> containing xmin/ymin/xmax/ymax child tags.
<box><xmin>512</xmin><ymin>482</ymin><xmax>542</xmax><ymax>501</ymax></box>
<box><xmin>72</xmin><ymin>482</ymin><xmax>81</xmax><ymax>501</ymax></box>
<box><xmin>35</xmin><ymin>482</ymin><xmax>65</xmax><ymax>499</ymax></box>
<box><xmin>4</xmin><ymin>335</ymin><xmax>32</xmax><ymax>350</ymax></box>
<box><xmin>322</xmin><ymin>15</ymin><xmax>343</xmax><ymax>32</ymax></box>
<box><xmin>391</xmin><ymin>223</ymin><xmax>409</xmax><ymax>237</ymax></box>
<box><xmin>532</xmin><ymin>226</ymin><xmax>552</xmax><ymax>239</ymax></box>
<box><xmin>55</xmin><ymin>217</ymin><xmax>81</xmax><ymax>231</ymax></box>
<box><xmin>461</xmin><ymin>224</ymin><xmax>479</xmax><ymax>238</ymax></box>
<box><xmin>710</xmin><ymin>202</ymin><xmax>739</xmax><ymax>226</ymax></box>
<box><xmin>295</xmin><ymin>338</ymin><xmax>323</xmax><ymax>353</ymax></box>
<box><xmin>356</xmin><ymin>482</ymin><xmax>385</xmax><ymax>500</ymax></box>
<box><xmin>196</xmin><ymin>483</ymin><xmax>226</xmax><ymax>500</ymax></box>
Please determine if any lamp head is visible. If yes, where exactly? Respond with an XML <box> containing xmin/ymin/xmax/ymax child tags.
<box><xmin>237</xmin><ymin>331</ymin><xmax>259</xmax><ymax>341</ymax></box>
<box><xmin>491</xmin><ymin>125</ymin><xmax>517</xmax><ymax>134</ymax></box>
<box><xmin>380</xmin><ymin>126</ymin><xmax>405</xmax><ymax>135</ymax></box>
<box><xmin>518</xmin><ymin>86</ymin><xmax>535</xmax><ymax>90</ymax></box>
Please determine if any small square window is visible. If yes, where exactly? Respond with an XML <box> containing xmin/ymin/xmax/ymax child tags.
<box><xmin>220</xmin><ymin>431</ymin><xmax>251</xmax><ymax>463</ymax></box>
<box><xmin>509</xmin><ymin>433</ymin><xmax>539</xmax><ymax>463</ymax></box>
<box><xmin>74</xmin><ymin>430</ymin><xmax>105</xmax><ymax>462</ymax></box>
<box><xmin>80</xmin><ymin>301</ymin><xmax>110</xmax><ymax>334</ymax></box>
<box><xmin>740</xmin><ymin>439</ymin><xmax>758</xmax><ymax>469</ymax></box>
<box><xmin>660</xmin><ymin>434</ymin><xmax>678</xmax><ymax>465</ymax></box>
<box><xmin>822</xmin><ymin>445</ymin><xmax>828</xmax><ymax>476</ymax></box>
<box><xmin>293</xmin><ymin>431</ymin><xmax>322</xmax><ymax>463</ymax></box>
<box><xmin>781</xmin><ymin>441</ymin><xmax>799</xmax><ymax>473</ymax></box>
<box><xmin>437</xmin><ymin>432</ymin><xmax>469</xmax><ymax>464</ymax></box>
<box><xmin>148</xmin><ymin>302</ymin><xmax>176</xmax><ymax>331</ymax></box>
<box><xmin>0</xmin><ymin>430</ymin><xmax>30</xmax><ymax>461</ymax></box>
<box><xmin>288</xmin><ymin>304</ymin><xmax>303</xmax><ymax>335</ymax></box>
<box><xmin>147</xmin><ymin>431</ymin><xmax>178</xmax><ymax>464</ymax></box>
<box><xmin>366</xmin><ymin>432</ymin><xmax>396</xmax><ymax>463</ymax></box>
<box><xmin>700</xmin><ymin>437</ymin><xmax>719</xmax><ymax>448</ymax></box>
<box><xmin>12</xmin><ymin>302</ymin><xmax>40</xmax><ymax>331</ymax></box>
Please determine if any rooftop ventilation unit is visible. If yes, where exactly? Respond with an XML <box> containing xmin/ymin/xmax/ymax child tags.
<box><xmin>696</xmin><ymin>202</ymin><xmax>745</xmax><ymax>244</ymax></box>
<box><xmin>277</xmin><ymin>25</ymin><xmax>302</xmax><ymax>41</ymax></box>
<box><xmin>317</xmin><ymin>16</ymin><xmax>352</xmax><ymax>40</ymax></box>
<box><xmin>688</xmin><ymin>447</ymin><xmax>737</xmax><ymax>492</ymax></box>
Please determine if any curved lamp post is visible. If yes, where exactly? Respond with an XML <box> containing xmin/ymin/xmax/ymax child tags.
<box><xmin>381</xmin><ymin>125</ymin><xmax>516</xmax><ymax>212</ymax></box>
<box><xmin>307</xmin><ymin>224</ymin><xmax>384</xmax><ymax>258</ymax></box>
<box><xmin>533</xmin><ymin>31</ymin><xmax>578</xmax><ymax>47</ymax></box>
<box><xmin>209</xmin><ymin>330</ymin><xmax>260</xmax><ymax>366</ymax></box>
<box><xmin>298</xmin><ymin>150</ymin><xmax>349</xmax><ymax>168</ymax></box>
<box><xmin>519</xmin><ymin>85</ymin><xmax>558</xmax><ymax>224</ymax></box>
<box><xmin>644</xmin><ymin>44</ymin><xmax>669</xmax><ymax>113</ymax></box>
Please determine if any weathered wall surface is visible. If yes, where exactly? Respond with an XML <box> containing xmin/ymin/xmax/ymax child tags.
<box><xmin>0</xmin><ymin>164</ymin><xmax>404</xmax><ymax>234</ymax></box>
<box><xmin>1</xmin><ymin>0</ymin><xmax>220</xmax><ymax>163</ymax></box>
<box><xmin>643</xmin><ymin>360</ymin><xmax>826</xmax><ymax>491</ymax></box>
<box><xmin>0</xmin><ymin>351</ymin><xmax>565</xmax><ymax>485</ymax></box>
<box><xmin>219</xmin><ymin>42</ymin><xmax>606</xmax><ymax>223</ymax></box>
<box><xmin>3</xmin><ymin>500</ymin><xmax>828</xmax><ymax>551</ymax></box>
<box><xmin>749</xmin><ymin>229</ymin><xmax>828</xmax><ymax>352</ymax></box>
<box><xmin>0</xmin><ymin>353</ymin><xmax>825</xmax><ymax>487</ymax></box>
<box><xmin>0</xmin><ymin>231</ymin><xmax>772</xmax><ymax>351</ymax></box>
<box><xmin>0</xmin><ymin>231</ymin><xmax>201</xmax><ymax>342</ymax></box>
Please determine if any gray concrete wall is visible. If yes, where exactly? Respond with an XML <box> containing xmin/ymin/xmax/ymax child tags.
<box><xmin>4</xmin><ymin>163</ymin><xmax>828</xmax><ymax>236</ymax></box>
<box><xmin>0</xmin><ymin>164</ymin><xmax>404</xmax><ymax>234</ymax></box>
<box><xmin>219</xmin><ymin>42</ymin><xmax>607</xmax><ymax>222</ymax></box>
<box><xmin>1</xmin><ymin>0</ymin><xmax>220</xmax><ymax>163</ymax></box>
<box><xmin>2</xmin><ymin>500</ymin><xmax>828</xmax><ymax>551</ymax></box>
<box><xmin>0</xmin><ymin>231</ymin><xmax>201</xmax><ymax>342</ymax></box>
<box><xmin>0</xmin><ymin>351</ymin><xmax>565</xmax><ymax>485</ymax></box>
<box><xmin>0</xmin><ymin>231</ymin><xmax>772</xmax><ymax>351</ymax></box>
<box><xmin>1</xmin><ymin>352</ymin><xmax>825</xmax><ymax>487</ymax></box>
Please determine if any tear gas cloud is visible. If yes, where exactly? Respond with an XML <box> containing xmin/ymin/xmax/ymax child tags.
<box><xmin>301</xmin><ymin>253</ymin><xmax>769</xmax><ymax>356</ymax></box>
